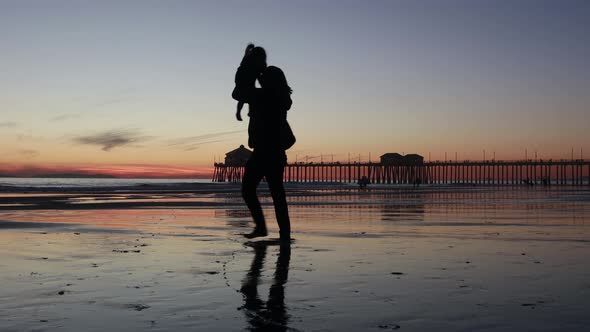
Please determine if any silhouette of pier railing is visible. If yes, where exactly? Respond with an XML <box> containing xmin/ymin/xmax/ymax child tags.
<box><xmin>212</xmin><ymin>159</ymin><xmax>590</xmax><ymax>186</ymax></box>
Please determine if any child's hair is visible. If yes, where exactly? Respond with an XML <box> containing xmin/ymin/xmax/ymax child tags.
<box><xmin>263</xmin><ymin>66</ymin><xmax>292</xmax><ymax>95</ymax></box>
<box><xmin>240</xmin><ymin>44</ymin><xmax>256</xmax><ymax>66</ymax></box>
<box><xmin>241</xmin><ymin>44</ymin><xmax>267</xmax><ymax>68</ymax></box>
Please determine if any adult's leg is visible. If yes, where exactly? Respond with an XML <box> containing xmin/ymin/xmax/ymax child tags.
<box><xmin>265</xmin><ymin>154</ymin><xmax>291</xmax><ymax>241</ymax></box>
<box><xmin>242</xmin><ymin>154</ymin><xmax>267</xmax><ymax>237</ymax></box>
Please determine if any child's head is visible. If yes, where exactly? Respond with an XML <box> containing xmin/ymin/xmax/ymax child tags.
<box><xmin>241</xmin><ymin>44</ymin><xmax>255</xmax><ymax>65</ymax></box>
<box><xmin>241</xmin><ymin>44</ymin><xmax>267</xmax><ymax>73</ymax></box>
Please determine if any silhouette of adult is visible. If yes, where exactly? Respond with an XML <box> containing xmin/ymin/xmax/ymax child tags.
<box><xmin>233</xmin><ymin>48</ymin><xmax>293</xmax><ymax>241</ymax></box>
<box><xmin>240</xmin><ymin>241</ymin><xmax>291</xmax><ymax>331</ymax></box>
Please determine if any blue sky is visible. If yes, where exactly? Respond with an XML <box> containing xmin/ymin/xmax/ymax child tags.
<box><xmin>1</xmin><ymin>0</ymin><xmax>589</xmax><ymax>176</ymax></box>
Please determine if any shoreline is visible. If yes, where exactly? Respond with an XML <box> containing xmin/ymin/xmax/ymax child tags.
<box><xmin>1</xmin><ymin>185</ymin><xmax>589</xmax><ymax>211</ymax></box>
<box><xmin>1</xmin><ymin>180</ymin><xmax>587</xmax><ymax>192</ymax></box>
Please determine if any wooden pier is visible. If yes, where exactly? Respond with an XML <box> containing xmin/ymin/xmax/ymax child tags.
<box><xmin>212</xmin><ymin>160</ymin><xmax>590</xmax><ymax>186</ymax></box>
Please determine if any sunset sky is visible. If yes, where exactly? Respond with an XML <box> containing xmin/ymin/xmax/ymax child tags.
<box><xmin>1</xmin><ymin>0</ymin><xmax>589</xmax><ymax>178</ymax></box>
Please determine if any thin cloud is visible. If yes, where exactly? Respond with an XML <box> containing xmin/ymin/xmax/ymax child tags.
<box><xmin>167</xmin><ymin>130</ymin><xmax>243</xmax><ymax>146</ymax></box>
<box><xmin>183</xmin><ymin>139</ymin><xmax>225</xmax><ymax>151</ymax></box>
<box><xmin>71</xmin><ymin>88</ymin><xmax>138</xmax><ymax>109</ymax></box>
<box><xmin>0</xmin><ymin>121</ymin><xmax>17</xmax><ymax>128</ymax></box>
<box><xmin>94</xmin><ymin>96</ymin><xmax>131</xmax><ymax>108</ymax></box>
<box><xmin>73</xmin><ymin>129</ymin><xmax>153</xmax><ymax>151</ymax></box>
<box><xmin>304</xmin><ymin>155</ymin><xmax>321</xmax><ymax>161</ymax></box>
<box><xmin>18</xmin><ymin>149</ymin><xmax>40</xmax><ymax>158</ymax></box>
<box><xmin>16</xmin><ymin>133</ymin><xmax>44</xmax><ymax>142</ymax></box>
<box><xmin>50</xmin><ymin>113</ymin><xmax>81</xmax><ymax>121</ymax></box>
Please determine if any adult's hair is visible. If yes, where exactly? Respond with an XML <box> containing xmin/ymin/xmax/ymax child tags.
<box><xmin>263</xmin><ymin>66</ymin><xmax>292</xmax><ymax>95</ymax></box>
<box><xmin>250</xmin><ymin>46</ymin><xmax>266</xmax><ymax>63</ymax></box>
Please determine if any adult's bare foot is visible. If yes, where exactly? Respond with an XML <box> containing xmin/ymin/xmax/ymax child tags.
<box><xmin>243</xmin><ymin>229</ymin><xmax>268</xmax><ymax>239</ymax></box>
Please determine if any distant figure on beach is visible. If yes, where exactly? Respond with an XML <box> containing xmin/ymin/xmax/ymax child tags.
<box><xmin>359</xmin><ymin>176</ymin><xmax>369</xmax><ymax>189</ymax></box>
<box><xmin>232</xmin><ymin>44</ymin><xmax>295</xmax><ymax>241</ymax></box>
<box><xmin>413</xmin><ymin>177</ymin><xmax>422</xmax><ymax>187</ymax></box>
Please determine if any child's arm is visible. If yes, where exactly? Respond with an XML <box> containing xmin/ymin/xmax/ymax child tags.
<box><xmin>232</xmin><ymin>84</ymin><xmax>259</xmax><ymax>104</ymax></box>
<box><xmin>236</xmin><ymin>101</ymin><xmax>244</xmax><ymax>121</ymax></box>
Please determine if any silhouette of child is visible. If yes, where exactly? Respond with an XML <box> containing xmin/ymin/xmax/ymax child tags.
<box><xmin>233</xmin><ymin>44</ymin><xmax>261</xmax><ymax>121</ymax></box>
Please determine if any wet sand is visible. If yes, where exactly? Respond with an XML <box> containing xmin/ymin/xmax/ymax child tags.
<box><xmin>1</xmin><ymin>185</ymin><xmax>589</xmax><ymax>331</ymax></box>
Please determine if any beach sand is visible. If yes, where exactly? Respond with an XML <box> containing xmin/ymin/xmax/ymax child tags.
<box><xmin>1</xmin><ymin>185</ymin><xmax>589</xmax><ymax>331</ymax></box>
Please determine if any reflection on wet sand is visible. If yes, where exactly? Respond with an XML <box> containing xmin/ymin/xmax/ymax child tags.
<box><xmin>380</xmin><ymin>193</ymin><xmax>425</xmax><ymax>222</ymax></box>
<box><xmin>0</xmin><ymin>187</ymin><xmax>589</xmax><ymax>331</ymax></box>
<box><xmin>241</xmin><ymin>241</ymin><xmax>291</xmax><ymax>331</ymax></box>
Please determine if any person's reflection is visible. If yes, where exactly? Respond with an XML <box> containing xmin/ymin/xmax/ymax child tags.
<box><xmin>240</xmin><ymin>240</ymin><xmax>291</xmax><ymax>331</ymax></box>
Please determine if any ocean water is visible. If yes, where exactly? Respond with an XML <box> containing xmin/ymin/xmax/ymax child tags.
<box><xmin>0</xmin><ymin>177</ymin><xmax>212</xmax><ymax>188</ymax></box>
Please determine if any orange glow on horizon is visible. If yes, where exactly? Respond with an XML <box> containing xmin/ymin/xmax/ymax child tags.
<box><xmin>0</xmin><ymin>163</ymin><xmax>213</xmax><ymax>179</ymax></box>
